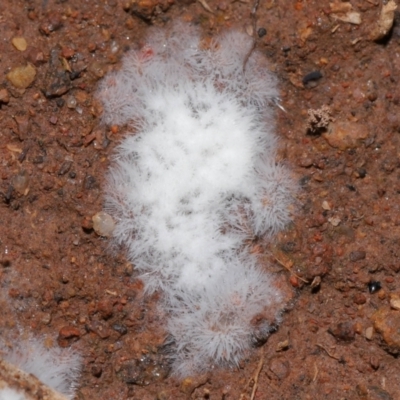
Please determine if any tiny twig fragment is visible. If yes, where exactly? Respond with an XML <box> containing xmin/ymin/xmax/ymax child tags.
<box><xmin>316</xmin><ymin>344</ymin><xmax>340</xmax><ymax>361</ymax></box>
<box><xmin>250</xmin><ymin>350</ymin><xmax>265</xmax><ymax>400</ymax></box>
<box><xmin>197</xmin><ymin>0</ymin><xmax>214</xmax><ymax>13</ymax></box>
<box><xmin>274</xmin><ymin>251</ymin><xmax>309</xmax><ymax>283</ymax></box>
<box><xmin>243</xmin><ymin>0</ymin><xmax>260</xmax><ymax>71</ymax></box>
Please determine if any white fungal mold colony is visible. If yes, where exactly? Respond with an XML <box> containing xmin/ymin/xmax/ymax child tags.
<box><xmin>97</xmin><ymin>23</ymin><xmax>295</xmax><ymax>377</ymax></box>
<box><xmin>0</xmin><ymin>338</ymin><xmax>81</xmax><ymax>399</ymax></box>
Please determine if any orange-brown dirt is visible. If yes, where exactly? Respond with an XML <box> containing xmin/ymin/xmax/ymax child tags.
<box><xmin>1</xmin><ymin>0</ymin><xmax>400</xmax><ymax>399</ymax></box>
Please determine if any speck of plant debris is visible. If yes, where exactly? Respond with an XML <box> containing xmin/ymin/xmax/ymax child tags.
<box><xmin>346</xmin><ymin>184</ymin><xmax>356</xmax><ymax>192</ymax></box>
<box><xmin>302</xmin><ymin>70</ymin><xmax>323</xmax><ymax>85</ymax></box>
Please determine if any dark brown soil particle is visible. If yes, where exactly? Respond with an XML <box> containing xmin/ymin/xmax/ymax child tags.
<box><xmin>328</xmin><ymin>322</ymin><xmax>356</xmax><ymax>343</ymax></box>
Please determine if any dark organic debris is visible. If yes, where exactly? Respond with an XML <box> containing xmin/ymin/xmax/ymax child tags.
<box><xmin>258</xmin><ymin>27</ymin><xmax>267</xmax><ymax>38</ymax></box>
<box><xmin>302</xmin><ymin>70</ymin><xmax>323</xmax><ymax>85</ymax></box>
<box><xmin>328</xmin><ymin>322</ymin><xmax>356</xmax><ymax>342</ymax></box>
<box><xmin>349</xmin><ymin>250</ymin><xmax>366</xmax><ymax>262</ymax></box>
<box><xmin>43</xmin><ymin>47</ymin><xmax>72</xmax><ymax>98</ymax></box>
<box><xmin>118</xmin><ymin>354</ymin><xmax>170</xmax><ymax>386</ymax></box>
<box><xmin>368</xmin><ymin>281</ymin><xmax>382</xmax><ymax>294</ymax></box>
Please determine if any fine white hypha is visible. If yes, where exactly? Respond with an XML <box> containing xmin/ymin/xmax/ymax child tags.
<box><xmin>0</xmin><ymin>388</ymin><xmax>27</xmax><ymax>400</ymax></box>
<box><xmin>98</xmin><ymin>23</ymin><xmax>294</xmax><ymax>376</ymax></box>
<box><xmin>166</xmin><ymin>258</ymin><xmax>284</xmax><ymax>376</ymax></box>
<box><xmin>0</xmin><ymin>338</ymin><xmax>81</xmax><ymax>399</ymax></box>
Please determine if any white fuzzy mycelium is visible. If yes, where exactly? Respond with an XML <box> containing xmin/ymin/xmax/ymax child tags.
<box><xmin>98</xmin><ymin>23</ymin><xmax>294</xmax><ymax>377</ymax></box>
<box><xmin>0</xmin><ymin>388</ymin><xmax>27</xmax><ymax>400</ymax></box>
<box><xmin>0</xmin><ymin>338</ymin><xmax>81</xmax><ymax>399</ymax></box>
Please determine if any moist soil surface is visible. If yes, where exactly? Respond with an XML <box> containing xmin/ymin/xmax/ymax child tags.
<box><xmin>1</xmin><ymin>0</ymin><xmax>400</xmax><ymax>399</ymax></box>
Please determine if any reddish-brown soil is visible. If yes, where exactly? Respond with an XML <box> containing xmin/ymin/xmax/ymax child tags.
<box><xmin>1</xmin><ymin>0</ymin><xmax>400</xmax><ymax>399</ymax></box>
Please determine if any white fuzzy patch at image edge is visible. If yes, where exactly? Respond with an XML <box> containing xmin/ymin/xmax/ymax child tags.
<box><xmin>0</xmin><ymin>338</ymin><xmax>81</xmax><ymax>399</ymax></box>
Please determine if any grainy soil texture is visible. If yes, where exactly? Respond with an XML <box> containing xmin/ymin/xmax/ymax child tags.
<box><xmin>1</xmin><ymin>0</ymin><xmax>400</xmax><ymax>399</ymax></box>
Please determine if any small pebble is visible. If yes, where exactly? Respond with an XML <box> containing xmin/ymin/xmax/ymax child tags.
<box><xmin>389</xmin><ymin>294</ymin><xmax>400</xmax><ymax>310</ymax></box>
<box><xmin>299</xmin><ymin>157</ymin><xmax>313</xmax><ymax>168</ymax></box>
<box><xmin>181</xmin><ymin>375</ymin><xmax>209</xmax><ymax>395</ymax></box>
<box><xmin>112</xmin><ymin>323</ymin><xmax>128</xmax><ymax>335</ymax></box>
<box><xmin>97</xmin><ymin>298</ymin><xmax>114</xmax><ymax>320</ymax></box>
<box><xmin>57</xmin><ymin>325</ymin><xmax>81</xmax><ymax>347</ymax></box>
<box><xmin>7</xmin><ymin>63</ymin><xmax>36</xmax><ymax>89</ymax></box>
<box><xmin>56</xmin><ymin>98</ymin><xmax>65</xmax><ymax>108</ymax></box>
<box><xmin>92</xmin><ymin>211</ymin><xmax>115</xmax><ymax>237</ymax></box>
<box><xmin>124</xmin><ymin>263</ymin><xmax>134</xmax><ymax>276</ymax></box>
<box><xmin>41</xmin><ymin>313</ymin><xmax>52</xmax><ymax>325</ymax></box>
<box><xmin>321</xmin><ymin>200</ymin><xmax>331</xmax><ymax>211</ymax></box>
<box><xmin>322</xmin><ymin>121</ymin><xmax>368</xmax><ymax>150</ymax></box>
<box><xmin>378</xmin><ymin>290</ymin><xmax>386</xmax><ymax>300</ymax></box>
<box><xmin>157</xmin><ymin>391</ymin><xmax>169</xmax><ymax>400</ymax></box>
<box><xmin>328</xmin><ymin>216</ymin><xmax>341</xmax><ymax>226</ymax></box>
<box><xmin>86</xmin><ymin>321</ymin><xmax>111</xmax><ymax>339</ymax></box>
<box><xmin>245</xmin><ymin>24</ymin><xmax>254</xmax><ymax>37</ymax></box>
<box><xmin>66</xmin><ymin>96</ymin><xmax>77</xmax><ymax>109</ymax></box>
<box><xmin>89</xmin><ymin>61</ymin><xmax>106</xmax><ymax>79</ymax></box>
<box><xmin>0</xmin><ymin>88</ymin><xmax>10</xmax><ymax>104</ymax></box>
<box><xmin>289</xmin><ymin>275</ymin><xmax>299</xmax><ymax>288</ymax></box>
<box><xmin>61</xmin><ymin>46</ymin><xmax>75</xmax><ymax>59</ymax></box>
<box><xmin>84</xmin><ymin>175</ymin><xmax>97</xmax><ymax>190</ymax></box>
<box><xmin>370</xmin><ymin>355</ymin><xmax>380</xmax><ymax>370</ymax></box>
<box><xmin>371</xmin><ymin>308</ymin><xmax>400</xmax><ymax>353</ymax></box>
<box><xmin>354</xmin><ymin>322</ymin><xmax>363</xmax><ymax>334</ymax></box>
<box><xmin>25</xmin><ymin>47</ymin><xmax>45</xmax><ymax>66</ymax></box>
<box><xmin>365</xmin><ymin>326</ymin><xmax>374</xmax><ymax>340</ymax></box>
<box><xmin>269</xmin><ymin>358</ymin><xmax>290</xmax><ymax>380</ymax></box>
<box><xmin>355</xmin><ymin>168</ymin><xmax>367</xmax><ymax>178</ymax></box>
<box><xmin>353</xmin><ymin>293</ymin><xmax>366</xmax><ymax>305</ymax></box>
<box><xmin>349</xmin><ymin>250</ymin><xmax>366</xmax><ymax>262</ymax></box>
<box><xmin>328</xmin><ymin>322</ymin><xmax>355</xmax><ymax>342</ymax></box>
<box><xmin>11</xmin><ymin>37</ymin><xmax>27</xmax><ymax>51</ymax></box>
<box><xmin>39</xmin><ymin>12</ymin><xmax>63</xmax><ymax>35</ymax></box>
<box><xmin>276</xmin><ymin>339</ymin><xmax>289</xmax><ymax>352</ymax></box>
<box><xmin>82</xmin><ymin>216</ymin><xmax>93</xmax><ymax>231</ymax></box>
<box><xmin>12</xmin><ymin>171</ymin><xmax>30</xmax><ymax>195</ymax></box>
<box><xmin>258</xmin><ymin>27</ymin><xmax>267</xmax><ymax>38</ymax></box>
<box><xmin>49</xmin><ymin>115</ymin><xmax>58</xmax><ymax>125</ymax></box>
<box><xmin>88</xmin><ymin>42</ymin><xmax>97</xmax><ymax>52</ymax></box>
